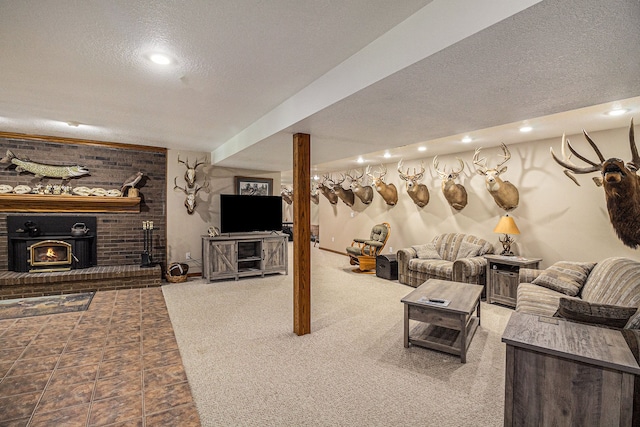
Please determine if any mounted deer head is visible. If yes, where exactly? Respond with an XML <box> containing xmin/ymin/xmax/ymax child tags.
<box><xmin>319</xmin><ymin>175</ymin><xmax>338</xmax><ymax>205</ymax></box>
<box><xmin>327</xmin><ymin>174</ymin><xmax>355</xmax><ymax>207</ymax></box>
<box><xmin>473</xmin><ymin>143</ymin><xmax>519</xmax><ymax>211</ymax></box>
<box><xmin>174</xmin><ymin>177</ymin><xmax>209</xmax><ymax>214</ymax></box>
<box><xmin>281</xmin><ymin>187</ymin><xmax>293</xmax><ymax>205</ymax></box>
<box><xmin>345</xmin><ymin>169</ymin><xmax>374</xmax><ymax>205</ymax></box>
<box><xmin>433</xmin><ymin>156</ymin><xmax>468</xmax><ymax>211</ymax></box>
<box><xmin>550</xmin><ymin>119</ymin><xmax>640</xmax><ymax>248</ymax></box>
<box><xmin>310</xmin><ymin>182</ymin><xmax>320</xmax><ymax>205</ymax></box>
<box><xmin>177</xmin><ymin>155</ymin><xmax>206</xmax><ymax>188</ymax></box>
<box><xmin>366</xmin><ymin>164</ymin><xmax>398</xmax><ymax>206</ymax></box>
<box><xmin>397</xmin><ymin>160</ymin><xmax>429</xmax><ymax>207</ymax></box>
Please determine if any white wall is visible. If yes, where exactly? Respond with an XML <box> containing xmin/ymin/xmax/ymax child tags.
<box><xmin>166</xmin><ymin>149</ymin><xmax>280</xmax><ymax>274</ymax></box>
<box><xmin>318</xmin><ymin>125</ymin><xmax>640</xmax><ymax>268</ymax></box>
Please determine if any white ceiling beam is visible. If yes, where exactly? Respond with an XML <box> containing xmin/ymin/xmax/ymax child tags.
<box><xmin>211</xmin><ymin>0</ymin><xmax>542</xmax><ymax>164</ymax></box>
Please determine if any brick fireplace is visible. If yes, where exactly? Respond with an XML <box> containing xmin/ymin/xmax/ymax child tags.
<box><xmin>0</xmin><ymin>133</ymin><xmax>167</xmax><ymax>298</ymax></box>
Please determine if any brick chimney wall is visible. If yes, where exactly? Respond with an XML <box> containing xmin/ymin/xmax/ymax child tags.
<box><xmin>0</xmin><ymin>136</ymin><xmax>167</xmax><ymax>271</ymax></box>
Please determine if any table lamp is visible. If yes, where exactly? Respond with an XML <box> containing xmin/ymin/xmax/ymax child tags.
<box><xmin>493</xmin><ymin>215</ymin><xmax>520</xmax><ymax>256</ymax></box>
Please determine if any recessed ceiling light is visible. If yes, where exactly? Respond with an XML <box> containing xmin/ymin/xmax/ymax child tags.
<box><xmin>313</xmin><ymin>175</ymin><xmax>319</xmax><ymax>181</ymax></box>
<box><xmin>149</xmin><ymin>53</ymin><xmax>172</xmax><ymax>65</ymax></box>
<box><xmin>357</xmin><ymin>156</ymin><xmax>364</xmax><ymax>163</ymax></box>
<box><xmin>519</xmin><ymin>126</ymin><xmax>532</xmax><ymax>133</ymax></box>
<box><xmin>418</xmin><ymin>146</ymin><xmax>426</xmax><ymax>152</ymax></box>
<box><xmin>607</xmin><ymin>108</ymin><xmax>628</xmax><ymax>116</ymax></box>
<box><xmin>462</xmin><ymin>136</ymin><xmax>472</xmax><ymax>143</ymax></box>
<box><xmin>383</xmin><ymin>152</ymin><xmax>391</xmax><ymax>158</ymax></box>
<box><xmin>66</xmin><ymin>121</ymin><xmax>81</xmax><ymax>127</ymax></box>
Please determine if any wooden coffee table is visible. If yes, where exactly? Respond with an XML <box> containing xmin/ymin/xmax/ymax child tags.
<box><xmin>401</xmin><ymin>279</ymin><xmax>483</xmax><ymax>363</ymax></box>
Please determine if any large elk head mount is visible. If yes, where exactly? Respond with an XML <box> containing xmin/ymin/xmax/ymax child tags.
<box><xmin>433</xmin><ymin>156</ymin><xmax>468</xmax><ymax>211</ymax></box>
<box><xmin>473</xmin><ymin>143</ymin><xmax>519</xmax><ymax>211</ymax></box>
<box><xmin>177</xmin><ymin>155</ymin><xmax>206</xmax><ymax>188</ymax></box>
<box><xmin>550</xmin><ymin>119</ymin><xmax>640</xmax><ymax>248</ymax></box>
<box><xmin>319</xmin><ymin>175</ymin><xmax>338</xmax><ymax>205</ymax></box>
<box><xmin>345</xmin><ymin>169</ymin><xmax>374</xmax><ymax>205</ymax></box>
<box><xmin>397</xmin><ymin>160</ymin><xmax>429</xmax><ymax>207</ymax></box>
<box><xmin>366</xmin><ymin>165</ymin><xmax>398</xmax><ymax>206</ymax></box>
<box><xmin>174</xmin><ymin>177</ymin><xmax>209</xmax><ymax>214</ymax></box>
<box><xmin>327</xmin><ymin>174</ymin><xmax>355</xmax><ymax>207</ymax></box>
<box><xmin>281</xmin><ymin>187</ymin><xmax>293</xmax><ymax>205</ymax></box>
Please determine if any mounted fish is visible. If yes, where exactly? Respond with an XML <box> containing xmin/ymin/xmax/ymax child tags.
<box><xmin>0</xmin><ymin>150</ymin><xmax>89</xmax><ymax>181</ymax></box>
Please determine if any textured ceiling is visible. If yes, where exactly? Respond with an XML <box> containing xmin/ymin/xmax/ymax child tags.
<box><xmin>1</xmin><ymin>0</ymin><xmax>639</xmax><ymax>180</ymax></box>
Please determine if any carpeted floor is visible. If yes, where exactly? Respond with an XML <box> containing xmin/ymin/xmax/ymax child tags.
<box><xmin>0</xmin><ymin>293</ymin><xmax>94</xmax><ymax>320</ymax></box>
<box><xmin>163</xmin><ymin>244</ymin><xmax>514</xmax><ymax>426</ymax></box>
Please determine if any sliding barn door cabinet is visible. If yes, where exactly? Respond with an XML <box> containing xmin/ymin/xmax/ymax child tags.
<box><xmin>202</xmin><ymin>233</ymin><xmax>288</xmax><ymax>281</ymax></box>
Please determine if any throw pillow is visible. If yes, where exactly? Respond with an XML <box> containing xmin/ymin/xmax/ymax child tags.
<box><xmin>555</xmin><ymin>297</ymin><xmax>638</xmax><ymax>329</ymax></box>
<box><xmin>531</xmin><ymin>261</ymin><xmax>596</xmax><ymax>297</ymax></box>
<box><xmin>412</xmin><ymin>243</ymin><xmax>441</xmax><ymax>260</ymax></box>
<box><xmin>456</xmin><ymin>241</ymin><xmax>482</xmax><ymax>259</ymax></box>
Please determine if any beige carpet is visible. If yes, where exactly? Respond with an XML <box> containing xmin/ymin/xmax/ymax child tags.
<box><xmin>162</xmin><ymin>245</ymin><xmax>513</xmax><ymax>426</ymax></box>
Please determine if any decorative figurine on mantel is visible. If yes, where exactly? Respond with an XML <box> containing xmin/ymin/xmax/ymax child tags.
<box><xmin>121</xmin><ymin>171</ymin><xmax>145</xmax><ymax>197</ymax></box>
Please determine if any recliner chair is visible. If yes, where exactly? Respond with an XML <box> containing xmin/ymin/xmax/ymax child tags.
<box><xmin>346</xmin><ymin>222</ymin><xmax>390</xmax><ymax>272</ymax></box>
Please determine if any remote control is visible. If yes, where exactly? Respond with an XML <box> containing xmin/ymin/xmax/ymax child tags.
<box><xmin>429</xmin><ymin>298</ymin><xmax>445</xmax><ymax>303</ymax></box>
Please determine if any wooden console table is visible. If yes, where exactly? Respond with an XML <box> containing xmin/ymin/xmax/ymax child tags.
<box><xmin>202</xmin><ymin>233</ymin><xmax>288</xmax><ymax>281</ymax></box>
<box><xmin>502</xmin><ymin>312</ymin><xmax>640</xmax><ymax>426</ymax></box>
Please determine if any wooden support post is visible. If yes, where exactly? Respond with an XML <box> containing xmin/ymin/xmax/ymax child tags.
<box><xmin>293</xmin><ymin>133</ymin><xmax>311</xmax><ymax>335</ymax></box>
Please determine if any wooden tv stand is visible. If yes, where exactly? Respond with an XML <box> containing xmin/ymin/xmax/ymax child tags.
<box><xmin>202</xmin><ymin>233</ymin><xmax>288</xmax><ymax>281</ymax></box>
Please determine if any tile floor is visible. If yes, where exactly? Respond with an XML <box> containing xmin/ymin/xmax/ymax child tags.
<box><xmin>0</xmin><ymin>288</ymin><xmax>201</xmax><ymax>426</ymax></box>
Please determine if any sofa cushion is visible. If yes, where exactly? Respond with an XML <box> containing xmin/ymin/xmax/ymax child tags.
<box><xmin>531</xmin><ymin>261</ymin><xmax>596</xmax><ymax>297</ymax></box>
<box><xmin>555</xmin><ymin>297</ymin><xmax>638</xmax><ymax>329</ymax></box>
<box><xmin>407</xmin><ymin>258</ymin><xmax>452</xmax><ymax>279</ymax></box>
<box><xmin>456</xmin><ymin>241</ymin><xmax>482</xmax><ymax>259</ymax></box>
<box><xmin>432</xmin><ymin>233</ymin><xmax>493</xmax><ymax>262</ymax></box>
<box><xmin>411</xmin><ymin>243</ymin><xmax>441</xmax><ymax>260</ymax></box>
<box><xmin>516</xmin><ymin>283</ymin><xmax>566</xmax><ymax>317</ymax></box>
<box><xmin>581</xmin><ymin>257</ymin><xmax>640</xmax><ymax>307</ymax></box>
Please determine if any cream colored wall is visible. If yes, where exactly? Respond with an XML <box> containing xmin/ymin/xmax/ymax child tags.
<box><xmin>166</xmin><ymin>149</ymin><xmax>281</xmax><ymax>274</ymax></box>
<box><xmin>318</xmin><ymin>126</ymin><xmax>640</xmax><ymax>268</ymax></box>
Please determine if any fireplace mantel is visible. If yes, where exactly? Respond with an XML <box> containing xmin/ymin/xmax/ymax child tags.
<box><xmin>0</xmin><ymin>194</ymin><xmax>140</xmax><ymax>213</ymax></box>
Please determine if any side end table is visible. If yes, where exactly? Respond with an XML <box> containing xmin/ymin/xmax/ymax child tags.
<box><xmin>485</xmin><ymin>254</ymin><xmax>541</xmax><ymax>308</ymax></box>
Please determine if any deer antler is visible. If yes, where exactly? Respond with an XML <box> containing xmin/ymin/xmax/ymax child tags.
<box><xmin>433</xmin><ymin>156</ymin><xmax>447</xmax><ymax>179</ymax></box>
<box><xmin>413</xmin><ymin>161</ymin><xmax>425</xmax><ymax>181</ymax></box>
<box><xmin>173</xmin><ymin>177</ymin><xmax>187</xmax><ymax>194</ymax></box>
<box><xmin>192</xmin><ymin>157</ymin><xmax>206</xmax><ymax>169</ymax></box>
<box><xmin>378</xmin><ymin>164</ymin><xmax>387</xmax><ymax>179</ymax></box>
<box><xmin>365</xmin><ymin>165</ymin><xmax>375</xmax><ymax>180</ymax></box>
<box><xmin>193</xmin><ymin>181</ymin><xmax>209</xmax><ymax>195</ymax></box>
<box><xmin>550</xmin><ymin>133</ymin><xmax>603</xmax><ymax>174</ymax></box>
<box><xmin>629</xmin><ymin>118</ymin><xmax>639</xmax><ymax>171</ymax></box>
<box><xmin>397</xmin><ymin>160</ymin><xmax>408</xmax><ymax>181</ymax></box>
<box><xmin>452</xmin><ymin>158</ymin><xmax>465</xmax><ymax>175</ymax></box>
<box><xmin>473</xmin><ymin>148</ymin><xmax>487</xmax><ymax>172</ymax></box>
<box><xmin>496</xmin><ymin>143</ymin><xmax>512</xmax><ymax>169</ymax></box>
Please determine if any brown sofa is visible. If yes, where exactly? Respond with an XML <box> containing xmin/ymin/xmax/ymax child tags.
<box><xmin>397</xmin><ymin>233</ymin><xmax>494</xmax><ymax>288</ymax></box>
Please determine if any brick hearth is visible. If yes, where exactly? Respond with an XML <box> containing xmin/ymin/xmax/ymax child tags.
<box><xmin>0</xmin><ymin>265</ymin><xmax>162</xmax><ymax>300</ymax></box>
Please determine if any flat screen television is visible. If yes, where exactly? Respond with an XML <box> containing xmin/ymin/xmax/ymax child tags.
<box><xmin>220</xmin><ymin>194</ymin><xmax>283</xmax><ymax>234</ymax></box>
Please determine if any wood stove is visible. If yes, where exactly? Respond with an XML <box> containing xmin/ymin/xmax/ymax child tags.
<box><xmin>28</xmin><ymin>240</ymin><xmax>73</xmax><ymax>272</ymax></box>
<box><xmin>7</xmin><ymin>215</ymin><xmax>97</xmax><ymax>273</ymax></box>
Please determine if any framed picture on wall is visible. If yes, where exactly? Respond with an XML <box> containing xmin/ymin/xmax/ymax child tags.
<box><xmin>235</xmin><ymin>176</ymin><xmax>273</xmax><ymax>196</ymax></box>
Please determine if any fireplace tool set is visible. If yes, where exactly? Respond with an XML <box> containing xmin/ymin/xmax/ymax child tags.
<box><xmin>141</xmin><ymin>220</ymin><xmax>156</xmax><ymax>267</ymax></box>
